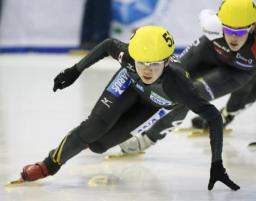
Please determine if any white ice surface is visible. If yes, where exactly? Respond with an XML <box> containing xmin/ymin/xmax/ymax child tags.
<box><xmin>0</xmin><ymin>54</ymin><xmax>255</xmax><ymax>201</ymax></box>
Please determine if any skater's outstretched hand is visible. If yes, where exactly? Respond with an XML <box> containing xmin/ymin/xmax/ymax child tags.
<box><xmin>53</xmin><ymin>65</ymin><xmax>81</xmax><ymax>92</ymax></box>
<box><xmin>208</xmin><ymin>160</ymin><xmax>240</xmax><ymax>191</ymax></box>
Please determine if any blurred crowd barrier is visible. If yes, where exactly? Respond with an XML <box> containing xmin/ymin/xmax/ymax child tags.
<box><xmin>0</xmin><ymin>0</ymin><xmax>221</xmax><ymax>51</ymax></box>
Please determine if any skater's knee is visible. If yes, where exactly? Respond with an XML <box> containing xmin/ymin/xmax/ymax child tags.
<box><xmin>88</xmin><ymin>142</ymin><xmax>108</xmax><ymax>153</ymax></box>
<box><xmin>78</xmin><ymin>116</ymin><xmax>109</xmax><ymax>143</ymax></box>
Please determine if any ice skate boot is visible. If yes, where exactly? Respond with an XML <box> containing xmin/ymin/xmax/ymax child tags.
<box><xmin>177</xmin><ymin>107</ymin><xmax>234</xmax><ymax>136</ymax></box>
<box><xmin>105</xmin><ymin>135</ymin><xmax>155</xmax><ymax>159</ymax></box>
<box><xmin>7</xmin><ymin>162</ymin><xmax>49</xmax><ymax>185</ymax></box>
<box><xmin>7</xmin><ymin>156</ymin><xmax>61</xmax><ymax>185</ymax></box>
<box><xmin>21</xmin><ymin>162</ymin><xmax>49</xmax><ymax>182</ymax></box>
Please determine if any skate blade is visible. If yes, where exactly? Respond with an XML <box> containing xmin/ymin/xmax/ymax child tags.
<box><xmin>104</xmin><ymin>152</ymin><xmax>145</xmax><ymax>160</ymax></box>
<box><xmin>68</xmin><ymin>49</ymin><xmax>89</xmax><ymax>56</ymax></box>
<box><xmin>175</xmin><ymin>128</ymin><xmax>232</xmax><ymax>137</ymax></box>
<box><xmin>175</xmin><ymin>127</ymin><xmax>199</xmax><ymax>132</ymax></box>
<box><xmin>175</xmin><ymin>127</ymin><xmax>209</xmax><ymax>135</ymax></box>
<box><xmin>5</xmin><ymin>178</ymin><xmax>26</xmax><ymax>186</ymax></box>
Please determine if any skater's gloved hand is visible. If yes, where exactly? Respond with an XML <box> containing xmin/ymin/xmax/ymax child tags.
<box><xmin>53</xmin><ymin>65</ymin><xmax>81</xmax><ymax>92</ymax></box>
<box><xmin>208</xmin><ymin>160</ymin><xmax>240</xmax><ymax>191</ymax></box>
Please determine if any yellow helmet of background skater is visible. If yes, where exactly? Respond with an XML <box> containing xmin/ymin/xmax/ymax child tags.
<box><xmin>128</xmin><ymin>25</ymin><xmax>175</xmax><ymax>62</ymax></box>
<box><xmin>218</xmin><ymin>0</ymin><xmax>256</xmax><ymax>28</ymax></box>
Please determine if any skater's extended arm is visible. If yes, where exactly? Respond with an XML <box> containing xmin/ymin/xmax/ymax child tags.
<box><xmin>163</xmin><ymin>66</ymin><xmax>240</xmax><ymax>191</ymax></box>
<box><xmin>53</xmin><ymin>39</ymin><xmax>128</xmax><ymax>92</ymax></box>
<box><xmin>76</xmin><ymin>38</ymin><xmax>128</xmax><ymax>72</ymax></box>
<box><xmin>163</xmin><ymin>66</ymin><xmax>223</xmax><ymax>162</ymax></box>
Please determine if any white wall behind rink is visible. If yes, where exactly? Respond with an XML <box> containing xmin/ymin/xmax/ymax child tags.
<box><xmin>0</xmin><ymin>0</ymin><xmax>221</xmax><ymax>48</ymax></box>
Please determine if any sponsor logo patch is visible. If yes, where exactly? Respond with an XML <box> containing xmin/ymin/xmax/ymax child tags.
<box><xmin>118</xmin><ymin>52</ymin><xmax>124</xmax><ymax>63</ymax></box>
<box><xmin>150</xmin><ymin>91</ymin><xmax>172</xmax><ymax>106</ymax></box>
<box><xmin>213</xmin><ymin>41</ymin><xmax>230</xmax><ymax>53</ymax></box>
<box><xmin>100</xmin><ymin>97</ymin><xmax>113</xmax><ymax>108</ymax></box>
<box><xmin>202</xmin><ymin>27</ymin><xmax>220</xmax><ymax>36</ymax></box>
<box><xmin>236</xmin><ymin>53</ymin><xmax>253</xmax><ymax>65</ymax></box>
<box><xmin>107</xmin><ymin>69</ymin><xmax>131</xmax><ymax>97</ymax></box>
<box><xmin>131</xmin><ymin>108</ymin><xmax>170</xmax><ymax>135</ymax></box>
<box><xmin>135</xmin><ymin>83</ymin><xmax>144</xmax><ymax>92</ymax></box>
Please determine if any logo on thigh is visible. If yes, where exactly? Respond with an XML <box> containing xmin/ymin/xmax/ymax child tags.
<box><xmin>131</xmin><ymin>108</ymin><xmax>170</xmax><ymax>135</ymax></box>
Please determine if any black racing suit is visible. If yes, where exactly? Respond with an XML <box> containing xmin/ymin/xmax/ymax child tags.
<box><xmin>144</xmin><ymin>34</ymin><xmax>256</xmax><ymax>142</ymax></box>
<box><xmin>226</xmin><ymin>76</ymin><xmax>256</xmax><ymax>114</ymax></box>
<box><xmin>43</xmin><ymin>39</ymin><xmax>223</xmax><ymax>174</ymax></box>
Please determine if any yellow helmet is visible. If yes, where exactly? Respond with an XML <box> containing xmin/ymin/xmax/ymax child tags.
<box><xmin>128</xmin><ymin>25</ymin><xmax>175</xmax><ymax>62</ymax></box>
<box><xmin>218</xmin><ymin>0</ymin><xmax>256</xmax><ymax>28</ymax></box>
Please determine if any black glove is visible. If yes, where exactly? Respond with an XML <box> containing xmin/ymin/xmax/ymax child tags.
<box><xmin>208</xmin><ymin>160</ymin><xmax>240</xmax><ymax>191</ymax></box>
<box><xmin>53</xmin><ymin>65</ymin><xmax>81</xmax><ymax>92</ymax></box>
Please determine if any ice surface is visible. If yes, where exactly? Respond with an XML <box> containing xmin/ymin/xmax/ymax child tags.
<box><xmin>0</xmin><ymin>54</ymin><xmax>255</xmax><ymax>201</ymax></box>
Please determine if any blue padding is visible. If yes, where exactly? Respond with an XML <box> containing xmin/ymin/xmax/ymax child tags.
<box><xmin>0</xmin><ymin>47</ymin><xmax>185</xmax><ymax>54</ymax></box>
<box><xmin>0</xmin><ymin>47</ymin><xmax>79</xmax><ymax>54</ymax></box>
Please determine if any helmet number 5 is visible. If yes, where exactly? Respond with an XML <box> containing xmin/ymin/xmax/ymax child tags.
<box><xmin>162</xmin><ymin>31</ymin><xmax>174</xmax><ymax>48</ymax></box>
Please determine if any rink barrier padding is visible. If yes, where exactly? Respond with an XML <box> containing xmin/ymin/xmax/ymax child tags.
<box><xmin>0</xmin><ymin>47</ymin><xmax>185</xmax><ymax>54</ymax></box>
